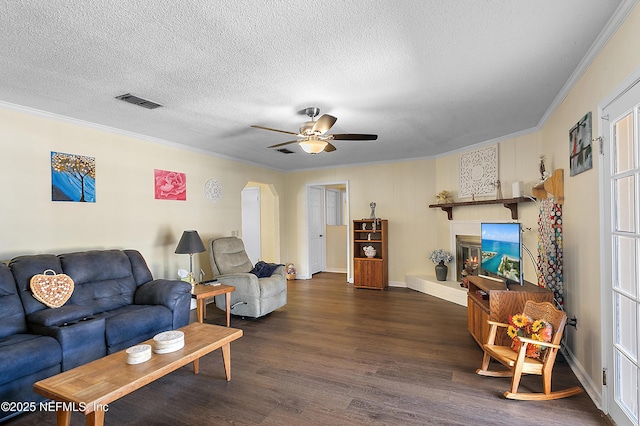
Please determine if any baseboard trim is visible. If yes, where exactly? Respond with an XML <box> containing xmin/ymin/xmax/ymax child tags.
<box><xmin>562</xmin><ymin>346</ymin><xmax>602</xmax><ymax>410</ymax></box>
<box><xmin>405</xmin><ymin>275</ymin><xmax>467</xmax><ymax>306</ymax></box>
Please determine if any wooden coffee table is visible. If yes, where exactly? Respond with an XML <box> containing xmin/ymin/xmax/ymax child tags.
<box><xmin>33</xmin><ymin>322</ymin><xmax>242</xmax><ymax>426</ymax></box>
<box><xmin>191</xmin><ymin>283</ymin><xmax>235</xmax><ymax>326</ymax></box>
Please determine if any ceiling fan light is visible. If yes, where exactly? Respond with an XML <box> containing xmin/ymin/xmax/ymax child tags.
<box><xmin>299</xmin><ymin>139</ymin><xmax>328</xmax><ymax>154</ymax></box>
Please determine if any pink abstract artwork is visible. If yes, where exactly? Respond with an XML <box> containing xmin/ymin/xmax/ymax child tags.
<box><xmin>154</xmin><ymin>169</ymin><xmax>186</xmax><ymax>200</ymax></box>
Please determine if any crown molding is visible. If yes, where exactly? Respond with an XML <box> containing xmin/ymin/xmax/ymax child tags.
<box><xmin>0</xmin><ymin>100</ymin><xmax>286</xmax><ymax>172</ymax></box>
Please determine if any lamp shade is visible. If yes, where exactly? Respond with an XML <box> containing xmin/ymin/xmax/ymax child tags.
<box><xmin>299</xmin><ymin>138</ymin><xmax>327</xmax><ymax>154</ymax></box>
<box><xmin>175</xmin><ymin>230</ymin><xmax>205</xmax><ymax>254</ymax></box>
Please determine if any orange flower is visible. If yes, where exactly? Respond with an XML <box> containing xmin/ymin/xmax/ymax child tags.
<box><xmin>526</xmin><ymin>343</ymin><xmax>540</xmax><ymax>358</ymax></box>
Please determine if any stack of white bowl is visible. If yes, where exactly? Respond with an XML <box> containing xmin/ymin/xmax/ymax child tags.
<box><xmin>152</xmin><ymin>330</ymin><xmax>185</xmax><ymax>354</ymax></box>
<box><xmin>125</xmin><ymin>344</ymin><xmax>152</xmax><ymax>364</ymax></box>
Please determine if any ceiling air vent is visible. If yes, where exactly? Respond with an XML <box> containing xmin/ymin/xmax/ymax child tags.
<box><xmin>115</xmin><ymin>93</ymin><xmax>163</xmax><ymax>109</ymax></box>
<box><xmin>276</xmin><ymin>148</ymin><xmax>295</xmax><ymax>154</ymax></box>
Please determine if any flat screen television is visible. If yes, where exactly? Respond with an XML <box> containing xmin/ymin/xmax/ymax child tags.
<box><xmin>480</xmin><ymin>222</ymin><xmax>523</xmax><ymax>285</ymax></box>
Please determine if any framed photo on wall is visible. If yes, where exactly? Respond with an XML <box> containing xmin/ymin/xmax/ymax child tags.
<box><xmin>51</xmin><ymin>151</ymin><xmax>96</xmax><ymax>202</ymax></box>
<box><xmin>154</xmin><ymin>169</ymin><xmax>186</xmax><ymax>200</ymax></box>
<box><xmin>569</xmin><ymin>111</ymin><xmax>593</xmax><ymax>176</ymax></box>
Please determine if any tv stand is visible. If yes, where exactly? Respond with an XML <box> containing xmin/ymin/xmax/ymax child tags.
<box><xmin>467</xmin><ymin>275</ymin><xmax>553</xmax><ymax>347</ymax></box>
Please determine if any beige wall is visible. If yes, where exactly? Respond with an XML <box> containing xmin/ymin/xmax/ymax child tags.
<box><xmin>326</xmin><ymin>225</ymin><xmax>347</xmax><ymax>272</ymax></box>
<box><xmin>0</xmin><ymin>106</ymin><xmax>286</xmax><ymax>280</ymax></box>
<box><xmin>538</xmin><ymin>3</ymin><xmax>640</xmax><ymax>395</ymax></box>
<box><xmin>284</xmin><ymin>159</ymin><xmax>437</xmax><ymax>282</ymax></box>
<box><xmin>432</xmin><ymin>133</ymin><xmax>543</xmax><ymax>281</ymax></box>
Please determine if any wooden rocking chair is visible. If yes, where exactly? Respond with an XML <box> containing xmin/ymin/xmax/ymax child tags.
<box><xmin>476</xmin><ymin>300</ymin><xmax>583</xmax><ymax>400</ymax></box>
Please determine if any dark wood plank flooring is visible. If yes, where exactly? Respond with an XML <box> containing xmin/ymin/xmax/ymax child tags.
<box><xmin>8</xmin><ymin>273</ymin><xmax>611</xmax><ymax>425</ymax></box>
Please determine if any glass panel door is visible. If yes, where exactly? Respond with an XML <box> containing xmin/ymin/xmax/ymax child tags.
<box><xmin>604</xmin><ymin>84</ymin><xmax>640</xmax><ymax>425</ymax></box>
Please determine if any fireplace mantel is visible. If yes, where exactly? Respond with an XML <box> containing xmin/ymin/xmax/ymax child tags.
<box><xmin>428</xmin><ymin>196</ymin><xmax>532</xmax><ymax>220</ymax></box>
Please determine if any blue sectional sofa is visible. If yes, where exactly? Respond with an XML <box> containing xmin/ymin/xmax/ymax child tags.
<box><xmin>0</xmin><ymin>249</ymin><xmax>192</xmax><ymax>421</ymax></box>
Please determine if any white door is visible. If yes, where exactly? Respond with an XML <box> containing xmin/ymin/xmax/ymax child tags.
<box><xmin>308</xmin><ymin>185</ymin><xmax>325</xmax><ymax>275</ymax></box>
<box><xmin>241</xmin><ymin>187</ymin><xmax>261</xmax><ymax>265</ymax></box>
<box><xmin>602</xmin><ymin>79</ymin><xmax>640</xmax><ymax>426</ymax></box>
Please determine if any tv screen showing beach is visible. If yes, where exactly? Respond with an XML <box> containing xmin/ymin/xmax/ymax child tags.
<box><xmin>481</xmin><ymin>223</ymin><xmax>522</xmax><ymax>284</ymax></box>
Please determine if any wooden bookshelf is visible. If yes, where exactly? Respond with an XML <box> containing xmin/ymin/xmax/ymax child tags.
<box><xmin>353</xmin><ymin>219</ymin><xmax>388</xmax><ymax>290</ymax></box>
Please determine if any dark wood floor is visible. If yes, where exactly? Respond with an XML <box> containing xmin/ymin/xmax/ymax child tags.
<box><xmin>9</xmin><ymin>273</ymin><xmax>611</xmax><ymax>425</ymax></box>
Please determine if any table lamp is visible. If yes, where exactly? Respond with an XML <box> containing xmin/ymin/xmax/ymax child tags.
<box><xmin>175</xmin><ymin>230</ymin><xmax>206</xmax><ymax>286</ymax></box>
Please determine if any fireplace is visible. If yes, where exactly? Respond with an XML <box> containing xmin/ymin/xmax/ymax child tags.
<box><xmin>455</xmin><ymin>235</ymin><xmax>481</xmax><ymax>281</ymax></box>
<box><xmin>448</xmin><ymin>221</ymin><xmax>482</xmax><ymax>283</ymax></box>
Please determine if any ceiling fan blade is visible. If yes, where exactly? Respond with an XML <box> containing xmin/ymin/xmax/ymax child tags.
<box><xmin>267</xmin><ymin>140</ymin><xmax>300</xmax><ymax>148</ymax></box>
<box><xmin>324</xmin><ymin>142</ymin><xmax>337</xmax><ymax>152</ymax></box>
<box><xmin>251</xmin><ymin>125</ymin><xmax>299</xmax><ymax>136</ymax></box>
<box><xmin>312</xmin><ymin>114</ymin><xmax>337</xmax><ymax>134</ymax></box>
<box><xmin>331</xmin><ymin>133</ymin><xmax>378</xmax><ymax>141</ymax></box>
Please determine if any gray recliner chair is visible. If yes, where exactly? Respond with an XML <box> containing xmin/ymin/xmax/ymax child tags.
<box><xmin>208</xmin><ymin>237</ymin><xmax>287</xmax><ymax>318</ymax></box>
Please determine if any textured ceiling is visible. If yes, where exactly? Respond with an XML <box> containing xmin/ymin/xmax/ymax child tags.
<box><xmin>0</xmin><ymin>0</ymin><xmax>632</xmax><ymax>171</ymax></box>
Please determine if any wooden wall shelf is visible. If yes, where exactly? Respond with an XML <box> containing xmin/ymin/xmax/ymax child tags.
<box><xmin>428</xmin><ymin>197</ymin><xmax>532</xmax><ymax>220</ymax></box>
<box><xmin>532</xmin><ymin>169</ymin><xmax>564</xmax><ymax>204</ymax></box>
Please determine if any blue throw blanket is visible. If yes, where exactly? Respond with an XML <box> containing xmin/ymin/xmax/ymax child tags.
<box><xmin>249</xmin><ymin>261</ymin><xmax>283</xmax><ymax>278</ymax></box>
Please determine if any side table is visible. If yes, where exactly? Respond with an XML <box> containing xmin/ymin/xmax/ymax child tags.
<box><xmin>191</xmin><ymin>283</ymin><xmax>235</xmax><ymax>326</ymax></box>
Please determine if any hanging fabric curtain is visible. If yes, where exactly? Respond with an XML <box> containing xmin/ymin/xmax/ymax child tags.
<box><xmin>537</xmin><ymin>197</ymin><xmax>563</xmax><ymax>306</ymax></box>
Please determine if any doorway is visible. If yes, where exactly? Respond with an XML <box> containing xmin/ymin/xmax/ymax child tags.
<box><xmin>305</xmin><ymin>181</ymin><xmax>350</xmax><ymax>280</ymax></box>
<box><xmin>600</xmin><ymin>73</ymin><xmax>640</xmax><ymax>426</ymax></box>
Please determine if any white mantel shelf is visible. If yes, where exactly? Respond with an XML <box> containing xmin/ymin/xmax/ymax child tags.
<box><xmin>406</xmin><ymin>275</ymin><xmax>468</xmax><ymax>307</ymax></box>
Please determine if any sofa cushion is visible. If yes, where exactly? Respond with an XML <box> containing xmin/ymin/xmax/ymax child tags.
<box><xmin>27</xmin><ymin>305</ymin><xmax>94</xmax><ymax>327</ymax></box>
<box><xmin>210</xmin><ymin>237</ymin><xmax>253</xmax><ymax>275</ymax></box>
<box><xmin>124</xmin><ymin>250</ymin><xmax>154</xmax><ymax>285</ymax></box>
<box><xmin>60</xmin><ymin>250</ymin><xmax>138</xmax><ymax>313</ymax></box>
<box><xmin>0</xmin><ymin>334</ymin><xmax>61</xmax><ymax>386</ymax></box>
<box><xmin>0</xmin><ymin>263</ymin><xmax>27</xmax><ymax>339</ymax></box>
<box><xmin>260</xmin><ymin>273</ymin><xmax>287</xmax><ymax>298</ymax></box>
<box><xmin>99</xmin><ymin>305</ymin><xmax>172</xmax><ymax>349</ymax></box>
<box><xmin>9</xmin><ymin>254</ymin><xmax>63</xmax><ymax>315</ymax></box>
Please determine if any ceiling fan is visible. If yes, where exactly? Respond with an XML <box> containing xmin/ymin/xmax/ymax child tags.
<box><xmin>251</xmin><ymin>107</ymin><xmax>378</xmax><ymax>154</ymax></box>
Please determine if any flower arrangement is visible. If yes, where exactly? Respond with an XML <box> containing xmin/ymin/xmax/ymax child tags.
<box><xmin>429</xmin><ymin>249</ymin><xmax>453</xmax><ymax>264</ymax></box>
<box><xmin>436</xmin><ymin>190</ymin><xmax>453</xmax><ymax>204</ymax></box>
<box><xmin>507</xmin><ymin>313</ymin><xmax>553</xmax><ymax>359</ymax></box>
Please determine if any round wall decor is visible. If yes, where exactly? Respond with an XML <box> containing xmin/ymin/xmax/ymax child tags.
<box><xmin>204</xmin><ymin>179</ymin><xmax>223</xmax><ymax>202</ymax></box>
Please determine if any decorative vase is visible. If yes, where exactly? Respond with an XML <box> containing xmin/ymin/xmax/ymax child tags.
<box><xmin>363</xmin><ymin>246</ymin><xmax>376</xmax><ymax>258</ymax></box>
<box><xmin>435</xmin><ymin>260</ymin><xmax>448</xmax><ymax>281</ymax></box>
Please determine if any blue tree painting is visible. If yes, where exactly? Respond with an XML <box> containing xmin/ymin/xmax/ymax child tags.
<box><xmin>51</xmin><ymin>152</ymin><xmax>96</xmax><ymax>202</ymax></box>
